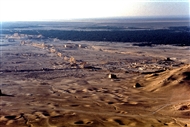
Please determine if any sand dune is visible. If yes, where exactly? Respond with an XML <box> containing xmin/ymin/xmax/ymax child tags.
<box><xmin>142</xmin><ymin>64</ymin><xmax>190</xmax><ymax>92</ymax></box>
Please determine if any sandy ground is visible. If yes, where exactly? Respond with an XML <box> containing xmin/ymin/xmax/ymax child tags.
<box><xmin>0</xmin><ymin>40</ymin><xmax>190</xmax><ymax>127</ymax></box>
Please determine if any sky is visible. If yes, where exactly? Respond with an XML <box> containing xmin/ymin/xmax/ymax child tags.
<box><xmin>0</xmin><ymin>0</ymin><xmax>189</xmax><ymax>21</ymax></box>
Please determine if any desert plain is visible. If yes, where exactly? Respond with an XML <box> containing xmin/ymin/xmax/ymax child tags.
<box><xmin>0</xmin><ymin>34</ymin><xmax>190</xmax><ymax>127</ymax></box>
<box><xmin>0</xmin><ymin>17</ymin><xmax>190</xmax><ymax>127</ymax></box>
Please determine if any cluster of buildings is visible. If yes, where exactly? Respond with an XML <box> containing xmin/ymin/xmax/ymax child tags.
<box><xmin>6</xmin><ymin>33</ymin><xmax>43</xmax><ymax>42</ymax></box>
<box><xmin>21</xmin><ymin>41</ymin><xmax>87</xmax><ymax>59</ymax></box>
<box><xmin>20</xmin><ymin>41</ymin><xmax>93</xmax><ymax>69</ymax></box>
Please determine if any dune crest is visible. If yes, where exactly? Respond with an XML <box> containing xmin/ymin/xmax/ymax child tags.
<box><xmin>142</xmin><ymin>64</ymin><xmax>190</xmax><ymax>92</ymax></box>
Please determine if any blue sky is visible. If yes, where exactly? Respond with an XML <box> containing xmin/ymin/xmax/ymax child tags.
<box><xmin>0</xmin><ymin>0</ymin><xmax>189</xmax><ymax>21</ymax></box>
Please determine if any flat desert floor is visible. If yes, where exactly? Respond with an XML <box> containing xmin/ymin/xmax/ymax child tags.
<box><xmin>0</xmin><ymin>40</ymin><xmax>190</xmax><ymax>127</ymax></box>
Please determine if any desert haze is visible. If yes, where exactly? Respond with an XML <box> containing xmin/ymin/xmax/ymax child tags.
<box><xmin>0</xmin><ymin>18</ymin><xmax>190</xmax><ymax>127</ymax></box>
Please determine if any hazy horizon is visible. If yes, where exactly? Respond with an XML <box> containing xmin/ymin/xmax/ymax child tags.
<box><xmin>1</xmin><ymin>15</ymin><xmax>189</xmax><ymax>23</ymax></box>
<box><xmin>0</xmin><ymin>0</ymin><xmax>189</xmax><ymax>21</ymax></box>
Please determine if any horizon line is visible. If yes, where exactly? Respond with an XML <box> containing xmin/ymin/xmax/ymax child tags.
<box><xmin>1</xmin><ymin>15</ymin><xmax>189</xmax><ymax>22</ymax></box>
